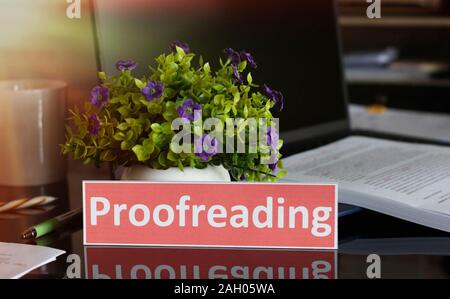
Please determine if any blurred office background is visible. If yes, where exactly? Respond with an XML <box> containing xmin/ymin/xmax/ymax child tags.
<box><xmin>1</xmin><ymin>0</ymin><xmax>449</xmax><ymax>113</ymax></box>
<box><xmin>0</xmin><ymin>0</ymin><xmax>450</xmax><ymax>113</ymax></box>
<box><xmin>339</xmin><ymin>0</ymin><xmax>450</xmax><ymax>113</ymax></box>
<box><xmin>0</xmin><ymin>0</ymin><xmax>449</xmax><ymax>148</ymax></box>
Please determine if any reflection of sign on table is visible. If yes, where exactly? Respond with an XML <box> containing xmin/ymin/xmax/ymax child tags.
<box><xmin>85</xmin><ymin>247</ymin><xmax>337</xmax><ymax>279</ymax></box>
<box><xmin>83</xmin><ymin>182</ymin><xmax>337</xmax><ymax>249</ymax></box>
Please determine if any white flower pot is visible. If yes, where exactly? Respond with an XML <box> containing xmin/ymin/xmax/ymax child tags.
<box><xmin>120</xmin><ymin>164</ymin><xmax>231</xmax><ymax>182</ymax></box>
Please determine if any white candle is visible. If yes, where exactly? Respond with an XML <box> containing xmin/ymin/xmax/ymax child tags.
<box><xmin>0</xmin><ymin>79</ymin><xmax>67</xmax><ymax>186</ymax></box>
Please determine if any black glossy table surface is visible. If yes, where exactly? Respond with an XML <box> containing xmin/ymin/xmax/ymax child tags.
<box><xmin>1</xmin><ymin>163</ymin><xmax>449</xmax><ymax>279</ymax></box>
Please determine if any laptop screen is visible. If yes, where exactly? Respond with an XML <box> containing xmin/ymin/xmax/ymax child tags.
<box><xmin>92</xmin><ymin>0</ymin><xmax>349</xmax><ymax>146</ymax></box>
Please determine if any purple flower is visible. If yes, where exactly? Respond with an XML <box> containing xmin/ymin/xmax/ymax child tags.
<box><xmin>90</xmin><ymin>86</ymin><xmax>109</xmax><ymax>109</ymax></box>
<box><xmin>141</xmin><ymin>80</ymin><xmax>164</xmax><ymax>101</ymax></box>
<box><xmin>240</xmin><ymin>50</ymin><xmax>257</xmax><ymax>69</ymax></box>
<box><xmin>195</xmin><ymin>134</ymin><xmax>218</xmax><ymax>161</ymax></box>
<box><xmin>88</xmin><ymin>113</ymin><xmax>100</xmax><ymax>136</ymax></box>
<box><xmin>224</xmin><ymin>48</ymin><xmax>241</xmax><ymax>65</ymax></box>
<box><xmin>269</xmin><ymin>161</ymin><xmax>278</xmax><ymax>172</ymax></box>
<box><xmin>232</xmin><ymin>65</ymin><xmax>243</xmax><ymax>84</ymax></box>
<box><xmin>170</xmin><ymin>40</ymin><xmax>190</xmax><ymax>54</ymax></box>
<box><xmin>115</xmin><ymin>59</ymin><xmax>137</xmax><ymax>71</ymax></box>
<box><xmin>266</xmin><ymin>126</ymin><xmax>280</xmax><ymax>173</ymax></box>
<box><xmin>266</xmin><ymin>127</ymin><xmax>279</xmax><ymax>149</ymax></box>
<box><xmin>177</xmin><ymin>99</ymin><xmax>202</xmax><ymax>121</ymax></box>
<box><xmin>263</xmin><ymin>84</ymin><xmax>284</xmax><ymax>112</ymax></box>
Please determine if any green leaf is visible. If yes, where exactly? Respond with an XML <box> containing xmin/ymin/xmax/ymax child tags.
<box><xmin>132</xmin><ymin>139</ymin><xmax>155</xmax><ymax>162</ymax></box>
<box><xmin>100</xmin><ymin>150</ymin><xmax>116</xmax><ymax>162</ymax></box>
<box><xmin>231</xmin><ymin>105</ymin><xmax>237</xmax><ymax>115</ymax></box>
<box><xmin>237</xmin><ymin>60</ymin><xmax>247</xmax><ymax>72</ymax></box>
<box><xmin>213</xmin><ymin>94</ymin><xmax>224</xmax><ymax>105</ymax></box>
<box><xmin>276</xmin><ymin>170</ymin><xmax>287</xmax><ymax>179</ymax></box>
<box><xmin>167</xmin><ymin>150</ymin><xmax>178</xmax><ymax>162</ymax></box>
<box><xmin>117</xmin><ymin>106</ymin><xmax>130</xmax><ymax>117</ymax></box>
<box><xmin>163</xmin><ymin>101</ymin><xmax>178</xmax><ymax>121</ymax></box>
<box><xmin>247</xmin><ymin>73</ymin><xmax>253</xmax><ymax>85</ymax></box>
<box><xmin>132</xmin><ymin>145</ymin><xmax>149</xmax><ymax>161</ymax></box>
<box><xmin>230</xmin><ymin>167</ymin><xmax>243</xmax><ymax>180</ymax></box>
<box><xmin>163</xmin><ymin>87</ymin><xmax>176</xmax><ymax>99</ymax></box>
<box><xmin>125</xmin><ymin>130</ymin><xmax>134</xmax><ymax>141</ymax></box>
<box><xmin>232</xmin><ymin>89</ymin><xmax>240</xmax><ymax>104</ymax></box>
<box><xmin>213</xmin><ymin>84</ymin><xmax>224</xmax><ymax>92</ymax></box>
<box><xmin>98</xmin><ymin>72</ymin><xmax>106</xmax><ymax>81</ymax></box>
<box><xmin>113</xmin><ymin>132</ymin><xmax>126</xmax><ymax>141</ymax></box>
<box><xmin>109</xmin><ymin>97</ymin><xmax>121</xmax><ymax>104</ymax></box>
<box><xmin>135</xmin><ymin>78</ymin><xmax>146</xmax><ymax>89</ymax></box>
<box><xmin>151</xmin><ymin>123</ymin><xmax>161</xmax><ymax>132</ymax></box>
<box><xmin>98</xmin><ymin>138</ymin><xmax>110</xmax><ymax>147</ymax></box>
<box><xmin>203</xmin><ymin>63</ymin><xmax>210</xmax><ymax>74</ymax></box>
<box><xmin>158</xmin><ymin>152</ymin><xmax>168</xmax><ymax>167</ymax></box>
<box><xmin>146</xmin><ymin>102</ymin><xmax>163</xmax><ymax>114</ymax></box>
<box><xmin>121</xmin><ymin>140</ymin><xmax>133</xmax><ymax>150</ymax></box>
<box><xmin>177</xmin><ymin>160</ymin><xmax>184</xmax><ymax>171</ymax></box>
<box><xmin>176</xmin><ymin>46</ymin><xmax>186</xmax><ymax>57</ymax></box>
<box><xmin>117</xmin><ymin>123</ymin><xmax>129</xmax><ymax>131</ymax></box>
<box><xmin>119</xmin><ymin>95</ymin><xmax>130</xmax><ymax>105</ymax></box>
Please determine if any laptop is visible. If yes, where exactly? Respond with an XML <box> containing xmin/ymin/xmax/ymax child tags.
<box><xmin>89</xmin><ymin>0</ymin><xmax>438</xmax><ymax>217</ymax></box>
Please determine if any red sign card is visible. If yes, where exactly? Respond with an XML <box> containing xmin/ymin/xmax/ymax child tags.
<box><xmin>83</xmin><ymin>182</ymin><xmax>337</xmax><ymax>249</ymax></box>
<box><xmin>85</xmin><ymin>247</ymin><xmax>337</xmax><ymax>279</ymax></box>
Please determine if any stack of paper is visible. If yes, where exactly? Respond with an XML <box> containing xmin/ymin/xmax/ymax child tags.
<box><xmin>0</xmin><ymin>242</ymin><xmax>65</xmax><ymax>279</ymax></box>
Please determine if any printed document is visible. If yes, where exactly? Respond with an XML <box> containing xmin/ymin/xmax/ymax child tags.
<box><xmin>282</xmin><ymin>136</ymin><xmax>450</xmax><ymax>232</ymax></box>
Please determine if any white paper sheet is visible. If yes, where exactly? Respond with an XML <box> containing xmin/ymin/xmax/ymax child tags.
<box><xmin>0</xmin><ymin>242</ymin><xmax>65</xmax><ymax>279</ymax></box>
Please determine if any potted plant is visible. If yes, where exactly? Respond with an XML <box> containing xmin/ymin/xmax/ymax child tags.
<box><xmin>61</xmin><ymin>41</ymin><xmax>286</xmax><ymax>182</ymax></box>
